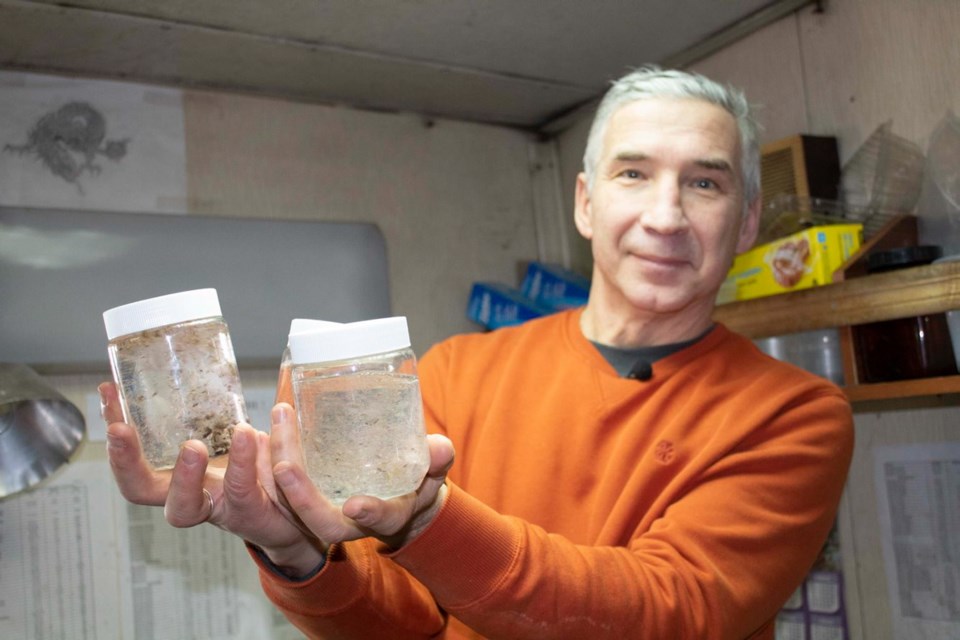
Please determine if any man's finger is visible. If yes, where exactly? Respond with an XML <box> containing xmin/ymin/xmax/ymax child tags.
<box><xmin>98</xmin><ymin>382</ymin><xmax>124</xmax><ymax>424</ymax></box>
<box><xmin>342</xmin><ymin>492</ymin><xmax>417</xmax><ymax>535</ymax></box>
<box><xmin>272</xmin><ymin>459</ymin><xmax>354</xmax><ymax>543</ymax></box>
<box><xmin>269</xmin><ymin>403</ymin><xmax>304</xmax><ymax>468</ymax></box>
<box><xmin>343</xmin><ymin>435</ymin><xmax>454</xmax><ymax>534</ymax></box>
<box><xmin>270</xmin><ymin>408</ymin><xmax>359</xmax><ymax>545</ymax></box>
<box><xmin>164</xmin><ymin>441</ymin><xmax>213</xmax><ymax>528</ymax></box>
<box><xmin>255</xmin><ymin>429</ymin><xmax>279</xmax><ymax>501</ymax></box>
<box><xmin>105</xmin><ymin>421</ymin><xmax>170</xmax><ymax>505</ymax></box>
<box><xmin>221</xmin><ymin>424</ymin><xmax>261</xmax><ymax>508</ymax></box>
<box><xmin>426</xmin><ymin>434</ymin><xmax>455</xmax><ymax>476</ymax></box>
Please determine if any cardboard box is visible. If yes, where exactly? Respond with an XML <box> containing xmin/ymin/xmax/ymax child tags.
<box><xmin>520</xmin><ymin>262</ymin><xmax>590</xmax><ymax>310</ymax></box>
<box><xmin>720</xmin><ymin>224</ymin><xmax>863</xmax><ymax>303</ymax></box>
<box><xmin>467</xmin><ymin>282</ymin><xmax>554</xmax><ymax>329</ymax></box>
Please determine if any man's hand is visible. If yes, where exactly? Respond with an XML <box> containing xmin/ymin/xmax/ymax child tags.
<box><xmin>100</xmin><ymin>382</ymin><xmax>455</xmax><ymax>577</ymax></box>
<box><xmin>269</xmin><ymin>402</ymin><xmax>455</xmax><ymax>550</ymax></box>
<box><xmin>100</xmin><ymin>382</ymin><xmax>326</xmax><ymax>577</ymax></box>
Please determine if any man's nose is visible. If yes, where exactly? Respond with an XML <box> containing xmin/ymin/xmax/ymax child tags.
<box><xmin>641</xmin><ymin>178</ymin><xmax>687</xmax><ymax>234</ymax></box>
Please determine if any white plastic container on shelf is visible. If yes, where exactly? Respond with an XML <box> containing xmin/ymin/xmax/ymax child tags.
<box><xmin>288</xmin><ymin>317</ymin><xmax>430</xmax><ymax>505</ymax></box>
<box><xmin>934</xmin><ymin>254</ymin><xmax>960</xmax><ymax>370</ymax></box>
<box><xmin>102</xmin><ymin>288</ymin><xmax>248</xmax><ymax>469</ymax></box>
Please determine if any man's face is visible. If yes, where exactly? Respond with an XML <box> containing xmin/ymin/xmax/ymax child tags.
<box><xmin>575</xmin><ymin>97</ymin><xmax>759</xmax><ymax>318</ymax></box>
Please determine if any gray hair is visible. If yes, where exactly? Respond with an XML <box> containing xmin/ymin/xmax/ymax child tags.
<box><xmin>582</xmin><ymin>65</ymin><xmax>762</xmax><ymax>211</ymax></box>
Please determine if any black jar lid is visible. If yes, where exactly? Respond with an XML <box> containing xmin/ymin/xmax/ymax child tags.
<box><xmin>867</xmin><ymin>245</ymin><xmax>943</xmax><ymax>272</ymax></box>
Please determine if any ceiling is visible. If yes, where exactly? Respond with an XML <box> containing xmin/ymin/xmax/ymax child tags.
<box><xmin>0</xmin><ymin>0</ymin><xmax>812</xmax><ymax>132</ymax></box>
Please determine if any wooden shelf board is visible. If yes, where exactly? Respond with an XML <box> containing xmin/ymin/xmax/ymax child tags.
<box><xmin>843</xmin><ymin>375</ymin><xmax>960</xmax><ymax>403</ymax></box>
<box><xmin>714</xmin><ymin>215</ymin><xmax>960</xmax><ymax>403</ymax></box>
<box><xmin>713</xmin><ymin>261</ymin><xmax>960</xmax><ymax>339</ymax></box>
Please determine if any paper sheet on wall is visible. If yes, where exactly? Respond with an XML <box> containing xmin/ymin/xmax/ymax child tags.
<box><xmin>874</xmin><ymin>443</ymin><xmax>960</xmax><ymax>640</ymax></box>
<box><xmin>0</xmin><ymin>70</ymin><xmax>187</xmax><ymax>213</ymax></box>
<box><xmin>0</xmin><ymin>457</ymin><xmax>303</xmax><ymax>639</ymax></box>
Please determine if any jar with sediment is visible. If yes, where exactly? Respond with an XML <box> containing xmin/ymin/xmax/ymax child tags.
<box><xmin>103</xmin><ymin>288</ymin><xmax>248</xmax><ymax>469</ymax></box>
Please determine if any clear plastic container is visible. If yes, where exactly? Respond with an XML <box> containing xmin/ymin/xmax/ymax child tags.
<box><xmin>103</xmin><ymin>288</ymin><xmax>248</xmax><ymax>469</ymax></box>
<box><xmin>288</xmin><ymin>317</ymin><xmax>430</xmax><ymax>505</ymax></box>
<box><xmin>917</xmin><ymin>110</ymin><xmax>960</xmax><ymax>255</ymax></box>
<box><xmin>840</xmin><ymin>120</ymin><xmax>925</xmax><ymax>216</ymax></box>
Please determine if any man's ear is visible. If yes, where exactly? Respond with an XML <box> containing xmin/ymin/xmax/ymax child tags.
<box><xmin>735</xmin><ymin>195</ymin><xmax>762</xmax><ymax>254</ymax></box>
<box><xmin>574</xmin><ymin>173</ymin><xmax>594</xmax><ymax>240</ymax></box>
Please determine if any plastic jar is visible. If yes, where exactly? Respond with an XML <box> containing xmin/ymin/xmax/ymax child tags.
<box><xmin>854</xmin><ymin>246</ymin><xmax>959</xmax><ymax>382</ymax></box>
<box><xmin>288</xmin><ymin>317</ymin><xmax>430</xmax><ymax>505</ymax></box>
<box><xmin>103</xmin><ymin>288</ymin><xmax>248</xmax><ymax>469</ymax></box>
<box><xmin>275</xmin><ymin>319</ymin><xmax>341</xmax><ymax>406</ymax></box>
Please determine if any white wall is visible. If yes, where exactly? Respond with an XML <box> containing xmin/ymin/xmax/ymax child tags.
<box><xmin>1</xmin><ymin>71</ymin><xmax>545</xmax><ymax>358</ymax></box>
<box><xmin>179</xmin><ymin>88</ymin><xmax>543</xmax><ymax>355</ymax></box>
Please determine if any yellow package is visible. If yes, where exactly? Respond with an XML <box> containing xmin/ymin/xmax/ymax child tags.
<box><xmin>719</xmin><ymin>224</ymin><xmax>863</xmax><ymax>303</ymax></box>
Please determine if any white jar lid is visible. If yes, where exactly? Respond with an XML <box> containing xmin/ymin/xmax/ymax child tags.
<box><xmin>103</xmin><ymin>288</ymin><xmax>222</xmax><ymax>340</ymax></box>
<box><xmin>289</xmin><ymin>317</ymin><xmax>410</xmax><ymax>364</ymax></box>
<box><xmin>287</xmin><ymin>318</ymin><xmax>342</xmax><ymax>341</ymax></box>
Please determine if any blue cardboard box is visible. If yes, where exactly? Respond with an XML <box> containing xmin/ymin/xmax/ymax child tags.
<box><xmin>467</xmin><ymin>282</ymin><xmax>553</xmax><ymax>329</ymax></box>
<box><xmin>520</xmin><ymin>262</ymin><xmax>590</xmax><ymax>310</ymax></box>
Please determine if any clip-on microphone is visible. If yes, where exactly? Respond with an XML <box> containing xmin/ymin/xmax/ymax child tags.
<box><xmin>626</xmin><ymin>360</ymin><xmax>653</xmax><ymax>381</ymax></box>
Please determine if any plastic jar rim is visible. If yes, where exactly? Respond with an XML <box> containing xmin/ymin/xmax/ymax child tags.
<box><xmin>103</xmin><ymin>288</ymin><xmax>223</xmax><ymax>340</ymax></box>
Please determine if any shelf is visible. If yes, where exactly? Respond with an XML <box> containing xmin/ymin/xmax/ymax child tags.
<box><xmin>712</xmin><ymin>261</ymin><xmax>960</xmax><ymax>339</ymax></box>
<box><xmin>842</xmin><ymin>376</ymin><xmax>960</xmax><ymax>403</ymax></box>
<box><xmin>712</xmin><ymin>260</ymin><xmax>960</xmax><ymax>402</ymax></box>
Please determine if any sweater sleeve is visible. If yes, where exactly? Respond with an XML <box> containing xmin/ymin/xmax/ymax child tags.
<box><xmin>250</xmin><ymin>537</ymin><xmax>447</xmax><ymax>639</ymax></box>
<box><xmin>389</xmin><ymin>394</ymin><xmax>853</xmax><ymax>640</ymax></box>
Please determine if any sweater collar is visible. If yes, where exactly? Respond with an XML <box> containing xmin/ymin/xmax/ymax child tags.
<box><xmin>563</xmin><ymin>308</ymin><xmax>733</xmax><ymax>379</ymax></box>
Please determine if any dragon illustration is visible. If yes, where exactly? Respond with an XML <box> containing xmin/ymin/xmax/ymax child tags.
<box><xmin>4</xmin><ymin>101</ymin><xmax>129</xmax><ymax>192</ymax></box>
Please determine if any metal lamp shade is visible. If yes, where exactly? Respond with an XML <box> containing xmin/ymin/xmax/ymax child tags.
<box><xmin>0</xmin><ymin>363</ymin><xmax>86</xmax><ymax>498</ymax></box>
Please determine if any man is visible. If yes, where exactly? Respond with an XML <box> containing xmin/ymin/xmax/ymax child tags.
<box><xmin>101</xmin><ymin>66</ymin><xmax>853</xmax><ymax>639</ymax></box>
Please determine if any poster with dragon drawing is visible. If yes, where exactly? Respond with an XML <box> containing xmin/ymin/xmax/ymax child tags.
<box><xmin>0</xmin><ymin>71</ymin><xmax>187</xmax><ymax>213</ymax></box>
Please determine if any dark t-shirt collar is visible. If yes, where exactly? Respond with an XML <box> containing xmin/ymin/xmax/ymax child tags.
<box><xmin>590</xmin><ymin>325</ymin><xmax>714</xmax><ymax>378</ymax></box>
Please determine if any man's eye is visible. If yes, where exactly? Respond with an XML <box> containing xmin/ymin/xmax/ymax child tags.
<box><xmin>621</xmin><ymin>169</ymin><xmax>641</xmax><ymax>179</ymax></box>
<box><xmin>693</xmin><ymin>178</ymin><xmax>717</xmax><ymax>189</ymax></box>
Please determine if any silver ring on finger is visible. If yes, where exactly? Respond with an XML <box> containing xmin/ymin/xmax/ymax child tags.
<box><xmin>202</xmin><ymin>488</ymin><xmax>215</xmax><ymax>522</ymax></box>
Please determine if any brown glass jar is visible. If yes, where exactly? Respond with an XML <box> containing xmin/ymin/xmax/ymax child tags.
<box><xmin>854</xmin><ymin>246</ymin><xmax>959</xmax><ymax>383</ymax></box>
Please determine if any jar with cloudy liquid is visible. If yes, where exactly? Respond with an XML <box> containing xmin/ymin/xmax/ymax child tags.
<box><xmin>103</xmin><ymin>288</ymin><xmax>248</xmax><ymax>469</ymax></box>
<box><xmin>288</xmin><ymin>317</ymin><xmax>430</xmax><ymax>505</ymax></box>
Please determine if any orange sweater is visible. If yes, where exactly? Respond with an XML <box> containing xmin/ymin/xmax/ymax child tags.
<box><xmin>255</xmin><ymin>309</ymin><xmax>854</xmax><ymax>639</ymax></box>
